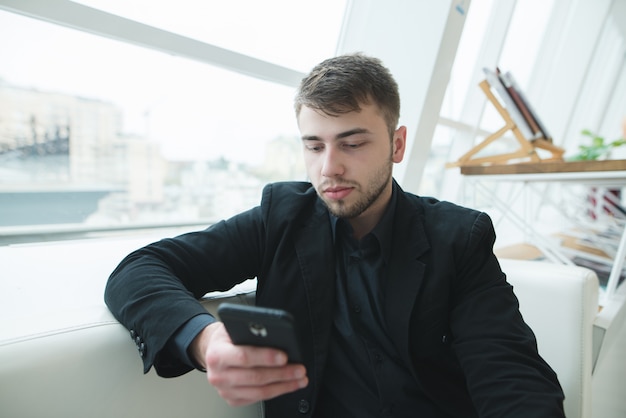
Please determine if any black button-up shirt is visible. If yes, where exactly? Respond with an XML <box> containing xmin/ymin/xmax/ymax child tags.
<box><xmin>315</xmin><ymin>186</ymin><xmax>445</xmax><ymax>417</ymax></box>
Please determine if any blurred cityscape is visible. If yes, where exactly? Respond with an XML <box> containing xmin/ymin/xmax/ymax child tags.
<box><xmin>0</xmin><ymin>81</ymin><xmax>305</xmax><ymax>227</ymax></box>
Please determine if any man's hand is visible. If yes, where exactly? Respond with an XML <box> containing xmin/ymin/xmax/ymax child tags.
<box><xmin>190</xmin><ymin>322</ymin><xmax>308</xmax><ymax>406</ymax></box>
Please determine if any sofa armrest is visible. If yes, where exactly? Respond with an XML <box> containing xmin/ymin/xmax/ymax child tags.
<box><xmin>0</xmin><ymin>292</ymin><xmax>263</xmax><ymax>418</ymax></box>
<box><xmin>499</xmin><ymin>258</ymin><xmax>599</xmax><ymax>418</ymax></box>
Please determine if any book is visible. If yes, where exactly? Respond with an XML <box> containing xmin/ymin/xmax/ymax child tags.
<box><xmin>482</xmin><ymin>67</ymin><xmax>536</xmax><ymax>140</ymax></box>
<box><xmin>499</xmin><ymin>71</ymin><xmax>552</xmax><ymax>142</ymax></box>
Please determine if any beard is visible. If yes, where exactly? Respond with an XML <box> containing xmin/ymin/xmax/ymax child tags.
<box><xmin>319</xmin><ymin>157</ymin><xmax>393</xmax><ymax>219</ymax></box>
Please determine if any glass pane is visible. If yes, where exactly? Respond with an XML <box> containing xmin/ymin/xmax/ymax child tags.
<box><xmin>479</xmin><ymin>0</ymin><xmax>555</xmax><ymax>133</ymax></box>
<box><xmin>0</xmin><ymin>10</ymin><xmax>307</xmax><ymax>229</ymax></box>
<box><xmin>440</xmin><ymin>0</ymin><xmax>494</xmax><ymax>120</ymax></box>
<box><xmin>75</xmin><ymin>0</ymin><xmax>347</xmax><ymax>73</ymax></box>
<box><xmin>498</xmin><ymin>0</ymin><xmax>555</xmax><ymax>87</ymax></box>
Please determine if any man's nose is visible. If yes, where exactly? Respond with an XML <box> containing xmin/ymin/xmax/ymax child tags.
<box><xmin>321</xmin><ymin>147</ymin><xmax>344</xmax><ymax>177</ymax></box>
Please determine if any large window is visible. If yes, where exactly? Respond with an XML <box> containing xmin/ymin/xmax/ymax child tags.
<box><xmin>421</xmin><ymin>0</ymin><xmax>556</xmax><ymax>199</ymax></box>
<box><xmin>0</xmin><ymin>2</ymin><xmax>346</xmax><ymax>230</ymax></box>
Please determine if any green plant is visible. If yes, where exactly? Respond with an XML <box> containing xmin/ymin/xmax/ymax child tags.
<box><xmin>568</xmin><ymin>129</ymin><xmax>626</xmax><ymax>161</ymax></box>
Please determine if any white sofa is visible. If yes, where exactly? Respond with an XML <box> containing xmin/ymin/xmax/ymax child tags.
<box><xmin>0</xmin><ymin>237</ymin><xmax>600</xmax><ymax>418</ymax></box>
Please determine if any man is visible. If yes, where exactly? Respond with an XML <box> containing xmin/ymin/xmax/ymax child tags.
<box><xmin>105</xmin><ymin>53</ymin><xmax>565</xmax><ymax>417</ymax></box>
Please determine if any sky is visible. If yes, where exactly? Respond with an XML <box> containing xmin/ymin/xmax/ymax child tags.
<box><xmin>0</xmin><ymin>1</ymin><xmax>346</xmax><ymax>164</ymax></box>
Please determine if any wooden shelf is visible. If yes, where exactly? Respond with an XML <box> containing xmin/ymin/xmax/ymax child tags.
<box><xmin>460</xmin><ymin>159</ymin><xmax>626</xmax><ymax>176</ymax></box>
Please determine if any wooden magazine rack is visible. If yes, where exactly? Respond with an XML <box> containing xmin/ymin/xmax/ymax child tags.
<box><xmin>447</xmin><ymin>77</ymin><xmax>565</xmax><ymax>168</ymax></box>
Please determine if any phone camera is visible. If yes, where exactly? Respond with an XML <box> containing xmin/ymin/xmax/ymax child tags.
<box><xmin>248</xmin><ymin>322</ymin><xmax>268</xmax><ymax>337</ymax></box>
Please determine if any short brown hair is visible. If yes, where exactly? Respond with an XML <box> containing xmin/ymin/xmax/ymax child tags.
<box><xmin>294</xmin><ymin>53</ymin><xmax>400</xmax><ymax>137</ymax></box>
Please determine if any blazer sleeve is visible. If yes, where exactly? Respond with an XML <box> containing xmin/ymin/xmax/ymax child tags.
<box><xmin>104</xmin><ymin>205</ymin><xmax>266</xmax><ymax>377</ymax></box>
<box><xmin>449</xmin><ymin>212</ymin><xmax>565</xmax><ymax>417</ymax></box>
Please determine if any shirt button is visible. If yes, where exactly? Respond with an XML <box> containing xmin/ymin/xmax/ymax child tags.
<box><xmin>353</xmin><ymin>304</ymin><xmax>361</xmax><ymax>313</ymax></box>
<box><xmin>298</xmin><ymin>399</ymin><xmax>310</xmax><ymax>414</ymax></box>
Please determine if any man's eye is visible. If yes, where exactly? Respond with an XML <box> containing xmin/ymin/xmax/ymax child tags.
<box><xmin>306</xmin><ymin>144</ymin><xmax>323</xmax><ymax>152</ymax></box>
<box><xmin>343</xmin><ymin>142</ymin><xmax>362</xmax><ymax>149</ymax></box>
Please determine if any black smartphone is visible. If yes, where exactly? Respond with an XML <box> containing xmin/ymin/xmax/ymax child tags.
<box><xmin>217</xmin><ymin>302</ymin><xmax>303</xmax><ymax>363</ymax></box>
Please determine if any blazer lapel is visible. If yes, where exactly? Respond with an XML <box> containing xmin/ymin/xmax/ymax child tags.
<box><xmin>293</xmin><ymin>200</ymin><xmax>336</xmax><ymax>389</ymax></box>
<box><xmin>384</xmin><ymin>193</ymin><xmax>430</xmax><ymax>367</ymax></box>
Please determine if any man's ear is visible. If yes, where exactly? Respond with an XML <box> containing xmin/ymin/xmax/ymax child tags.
<box><xmin>392</xmin><ymin>126</ymin><xmax>407</xmax><ymax>163</ymax></box>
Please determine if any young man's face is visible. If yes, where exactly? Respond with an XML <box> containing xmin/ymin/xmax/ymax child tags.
<box><xmin>298</xmin><ymin>102</ymin><xmax>406</xmax><ymax>224</ymax></box>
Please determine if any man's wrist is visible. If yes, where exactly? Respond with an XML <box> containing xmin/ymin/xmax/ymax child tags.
<box><xmin>169</xmin><ymin>314</ymin><xmax>216</xmax><ymax>371</ymax></box>
<box><xmin>188</xmin><ymin>322</ymin><xmax>220</xmax><ymax>370</ymax></box>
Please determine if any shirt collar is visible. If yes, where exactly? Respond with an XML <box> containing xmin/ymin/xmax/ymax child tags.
<box><xmin>329</xmin><ymin>181</ymin><xmax>397</xmax><ymax>264</ymax></box>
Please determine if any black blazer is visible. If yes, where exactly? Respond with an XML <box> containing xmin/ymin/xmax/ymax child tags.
<box><xmin>105</xmin><ymin>181</ymin><xmax>564</xmax><ymax>417</ymax></box>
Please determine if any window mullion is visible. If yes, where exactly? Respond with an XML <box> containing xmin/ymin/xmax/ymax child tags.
<box><xmin>0</xmin><ymin>0</ymin><xmax>305</xmax><ymax>87</ymax></box>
